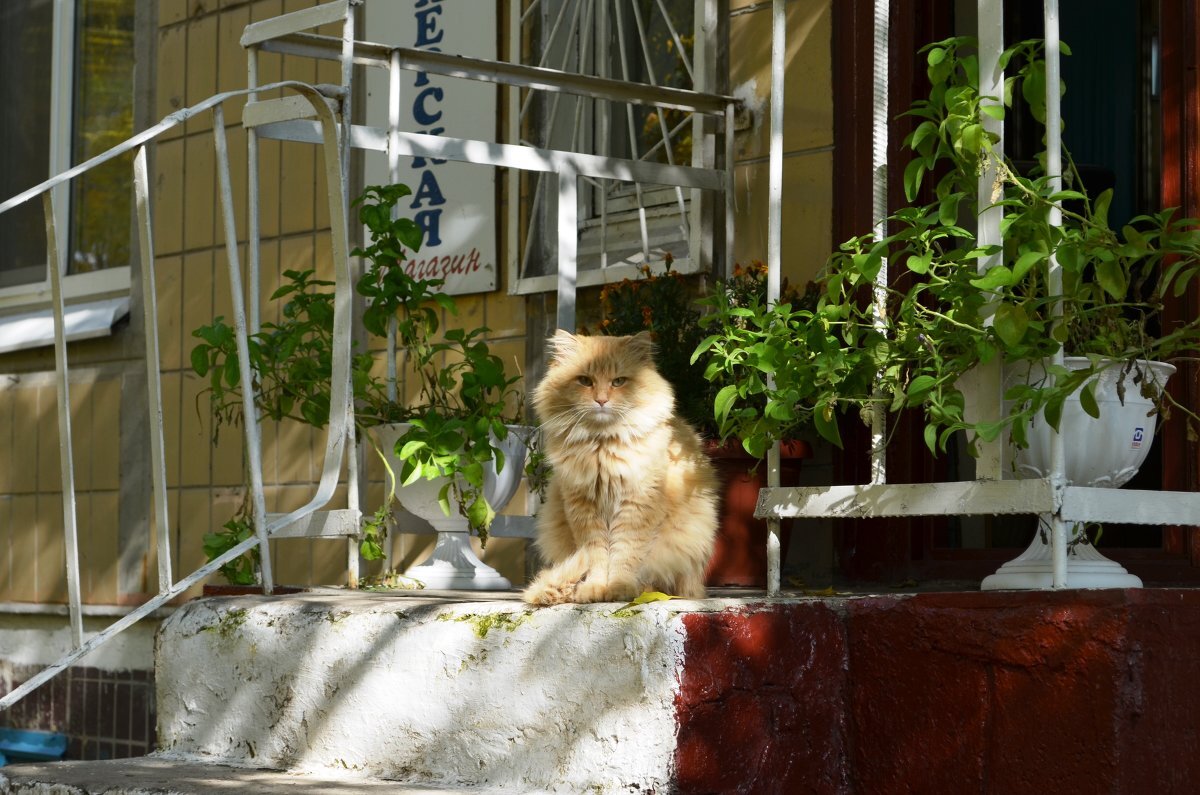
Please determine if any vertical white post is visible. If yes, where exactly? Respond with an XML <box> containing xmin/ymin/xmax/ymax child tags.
<box><xmin>212</xmin><ymin>105</ymin><xmax>274</xmax><ymax>595</ymax></box>
<box><xmin>340</xmin><ymin>0</ymin><xmax>360</xmax><ymax>587</ymax></box>
<box><xmin>42</xmin><ymin>193</ymin><xmax>84</xmax><ymax>648</ymax></box>
<box><xmin>247</xmin><ymin>48</ymin><xmax>262</xmax><ymax>336</ymax></box>
<box><xmin>765</xmin><ymin>0</ymin><xmax>786</xmax><ymax>596</ymax></box>
<box><xmin>384</xmin><ymin>47</ymin><xmax>403</xmax><ymax>573</ymax></box>
<box><xmin>972</xmin><ymin>0</ymin><xmax>1006</xmax><ymax>480</ymax></box>
<box><xmin>869</xmin><ymin>0</ymin><xmax>890</xmax><ymax>485</ymax></box>
<box><xmin>506</xmin><ymin>2</ymin><xmax>522</xmax><ymax>293</ymax></box>
<box><xmin>1043</xmin><ymin>0</ymin><xmax>1069</xmax><ymax>588</ymax></box>
<box><xmin>557</xmin><ymin>165</ymin><xmax>578</xmax><ymax>331</ymax></box>
<box><xmin>133</xmin><ymin>147</ymin><xmax>174</xmax><ymax>593</ymax></box>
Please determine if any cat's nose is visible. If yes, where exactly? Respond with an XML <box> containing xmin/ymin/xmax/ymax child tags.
<box><xmin>595</xmin><ymin>397</ymin><xmax>609</xmax><ymax>406</ymax></box>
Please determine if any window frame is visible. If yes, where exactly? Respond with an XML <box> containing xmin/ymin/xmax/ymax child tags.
<box><xmin>507</xmin><ymin>0</ymin><xmax>724</xmax><ymax>297</ymax></box>
<box><xmin>0</xmin><ymin>0</ymin><xmax>132</xmax><ymax>315</ymax></box>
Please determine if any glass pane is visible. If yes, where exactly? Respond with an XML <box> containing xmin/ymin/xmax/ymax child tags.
<box><xmin>607</xmin><ymin>0</ymin><xmax>694</xmax><ymax>165</ymax></box>
<box><xmin>0</xmin><ymin>0</ymin><xmax>53</xmax><ymax>288</ymax></box>
<box><xmin>69</xmin><ymin>0</ymin><xmax>134</xmax><ymax>274</ymax></box>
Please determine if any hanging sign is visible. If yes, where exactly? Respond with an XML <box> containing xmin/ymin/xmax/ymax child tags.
<box><xmin>365</xmin><ymin>0</ymin><xmax>498</xmax><ymax>295</ymax></box>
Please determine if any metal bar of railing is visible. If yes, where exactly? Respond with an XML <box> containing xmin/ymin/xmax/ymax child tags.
<box><xmin>765</xmin><ymin>0</ymin><xmax>786</xmax><ymax>597</ymax></box>
<box><xmin>133</xmin><ymin>147</ymin><xmax>174</xmax><ymax>593</ymax></box>
<box><xmin>0</xmin><ymin>81</ymin><xmax>353</xmax><ymax>711</ymax></box>
<box><xmin>247</xmin><ymin>48</ymin><xmax>262</xmax><ymax>336</ymax></box>
<box><xmin>42</xmin><ymin>192</ymin><xmax>84</xmax><ymax>647</ymax></box>
<box><xmin>1043</xmin><ymin>0</ymin><xmax>1069</xmax><ymax>588</ymax></box>
<box><xmin>338</xmin><ymin>0</ymin><xmax>360</xmax><ymax>590</ymax></box>
<box><xmin>557</xmin><ymin>165</ymin><xmax>579</xmax><ymax>330</ymax></box>
<box><xmin>869</xmin><ymin>0</ymin><xmax>890</xmax><ymax>488</ymax></box>
<box><xmin>212</xmin><ymin>103</ymin><xmax>275</xmax><ymax>595</ymax></box>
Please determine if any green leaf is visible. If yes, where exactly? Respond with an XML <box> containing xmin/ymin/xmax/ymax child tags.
<box><xmin>223</xmin><ymin>354</ymin><xmax>240</xmax><ymax>389</ymax></box>
<box><xmin>1096</xmin><ymin>259</ymin><xmax>1128</xmax><ymax>300</ymax></box>
<box><xmin>813</xmin><ymin>402</ymin><xmax>842</xmax><ymax>448</ymax></box>
<box><xmin>980</xmin><ymin>103</ymin><xmax>1005</xmax><ymax>120</ymax></box>
<box><xmin>906</xmin><ymin>253</ymin><xmax>932</xmax><ymax>275</ymax></box>
<box><xmin>993</xmin><ymin>302</ymin><xmax>1029</xmax><ymax>347</ymax></box>
<box><xmin>1093</xmin><ymin>189</ymin><xmax>1113</xmax><ymax>227</ymax></box>
<box><xmin>1011</xmin><ymin>249</ymin><xmax>1045</xmax><ymax>281</ymax></box>
<box><xmin>398</xmin><ymin>439</ymin><xmax>427</xmax><ymax>460</ymax></box>
<box><xmin>970</xmin><ymin>265</ymin><xmax>1015</xmax><ymax>290</ymax></box>
<box><xmin>908</xmin><ymin>374</ymin><xmax>937</xmax><ymax>401</ymax></box>
<box><xmin>1079</xmin><ymin>382</ymin><xmax>1100</xmax><ymax>419</ymax></box>
<box><xmin>714</xmin><ymin>384</ymin><xmax>739</xmax><ymax>426</ymax></box>
<box><xmin>903</xmin><ymin>159</ymin><xmax>927</xmax><ymax>202</ymax></box>
<box><xmin>360</xmin><ymin>536</ymin><xmax>383</xmax><ymax>560</ymax></box>
<box><xmin>923</xmin><ymin>423</ymin><xmax>938</xmax><ymax>455</ymax></box>
<box><xmin>466</xmin><ymin>495</ymin><xmax>494</xmax><ymax>530</ymax></box>
<box><xmin>190</xmin><ymin>345</ymin><xmax>211</xmax><ymax>377</ymax></box>
<box><xmin>1044</xmin><ymin>394</ymin><xmax>1066</xmax><ymax>432</ymax></box>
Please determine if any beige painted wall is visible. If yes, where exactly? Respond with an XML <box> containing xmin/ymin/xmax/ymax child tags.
<box><xmin>0</xmin><ymin>0</ymin><xmax>834</xmax><ymax>604</ymax></box>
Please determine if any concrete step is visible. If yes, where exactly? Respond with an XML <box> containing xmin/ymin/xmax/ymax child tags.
<box><xmin>152</xmin><ymin>589</ymin><xmax>723</xmax><ymax>792</ymax></box>
<box><xmin>0</xmin><ymin>756</ymin><xmax>513</xmax><ymax>794</ymax></box>
<box><xmin>13</xmin><ymin>589</ymin><xmax>1199</xmax><ymax>793</ymax></box>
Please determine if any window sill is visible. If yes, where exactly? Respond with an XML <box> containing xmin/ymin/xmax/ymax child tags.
<box><xmin>0</xmin><ymin>266</ymin><xmax>130</xmax><ymax>313</ymax></box>
<box><xmin>0</xmin><ymin>267</ymin><xmax>131</xmax><ymax>353</ymax></box>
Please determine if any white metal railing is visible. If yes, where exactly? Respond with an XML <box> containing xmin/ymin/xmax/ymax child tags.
<box><xmin>755</xmin><ymin>0</ymin><xmax>1200</xmax><ymax>594</ymax></box>
<box><xmin>0</xmin><ymin>0</ymin><xmax>738</xmax><ymax>711</ymax></box>
<box><xmin>240</xmin><ymin>0</ymin><xmax>736</xmax><ymax>333</ymax></box>
<box><xmin>0</xmin><ymin>78</ymin><xmax>357</xmax><ymax>712</ymax></box>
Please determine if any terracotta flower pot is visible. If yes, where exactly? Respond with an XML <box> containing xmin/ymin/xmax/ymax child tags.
<box><xmin>200</xmin><ymin>584</ymin><xmax>304</xmax><ymax>598</ymax></box>
<box><xmin>703</xmin><ymin>440</ymin><xmax>812</xmax><ymax>587</ymax></box>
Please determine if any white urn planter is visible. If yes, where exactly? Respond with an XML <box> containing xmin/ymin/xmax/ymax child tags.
<box><xmin>373</xmin><ymin>423</ymin><xmax>533</xmax><ymax>590</ymax></box>
<box><xmin>981</xmin><ymin>358</ymin><xmax>1175</xmax><ymax>590</ymax></box>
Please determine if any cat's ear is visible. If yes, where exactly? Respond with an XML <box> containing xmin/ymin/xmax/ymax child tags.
<box><xmin>627</xmin><ymin>331</ymin><xmax>656</xmax><ymax>362</ymax></box>
<box><xmin>546</xmin><ymin>329</ymin><xmax>580</xmax><ymax>362</ymax></box>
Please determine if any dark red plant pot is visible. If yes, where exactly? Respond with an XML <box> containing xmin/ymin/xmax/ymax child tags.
<box><xmin>200</xmin><ymin>584</ymin><xmax>304</xmax><ymax>598</ymax></box>
<box><xmin>703</xmin><ymin>440</ymin><xmax>812</xmax><ymax>587</ymax></box>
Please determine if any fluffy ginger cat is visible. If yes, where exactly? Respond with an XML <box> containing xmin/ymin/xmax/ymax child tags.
<box><xmin>523</xmin><ymin>331</ymin><xmax>719</xmax><ymax>605</ymax></box>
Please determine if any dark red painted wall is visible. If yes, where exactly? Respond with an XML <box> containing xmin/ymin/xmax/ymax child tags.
<box><xmin>675</xmin><ymin>590</ymin><xmax>1200</xmax><ymax>794</ymax></box>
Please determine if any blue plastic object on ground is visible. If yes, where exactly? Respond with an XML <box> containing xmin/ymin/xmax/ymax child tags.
<box><xmin>0</xmin><ymin>728</ymin><xmax>68</xmax><ymax>764</ymax></box>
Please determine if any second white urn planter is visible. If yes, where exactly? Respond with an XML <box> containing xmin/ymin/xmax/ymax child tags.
<box><xmin>981</xmin><ymin>358</ymin><xmax>1175</xmax><ymax>591</ymax></box>
<box><xmin>373</xmin><ymin>423</ymin><xmax>533</xmax><ymax>590</ymax></box>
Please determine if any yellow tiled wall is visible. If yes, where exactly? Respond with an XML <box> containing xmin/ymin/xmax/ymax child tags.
<box><xmin>0</xmin><ymin>0</ymin><xmax>834</xmax><ymax>604</ymax></box>
<box><xmin>730</xmin><ymin>0</ymin><xmax>834</xmax><ymax>288</ymax></box>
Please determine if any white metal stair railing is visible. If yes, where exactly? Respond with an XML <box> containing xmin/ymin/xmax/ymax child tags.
<box><xmin>755</xmin><ymin>0</ymin><xmax>1200</xmax><ymax>595</ymax></box>
<box><xmin>0</xmin><ymin>79</ymin><xmax>358</xmax><ymax>712</ymax></box>
<box><xmin>238</xmin><ymin>1</ymin><xmax>738</xmax><ymax>550</ymax></box>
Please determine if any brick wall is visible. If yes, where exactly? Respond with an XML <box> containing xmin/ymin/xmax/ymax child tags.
<box><xmin>0</xmin><ymin>663</ymin><xmax>155</xmax><ymax>762</ymax></box>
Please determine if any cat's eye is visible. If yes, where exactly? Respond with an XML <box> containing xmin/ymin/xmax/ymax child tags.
<box><xmin>576</xmin><ymin>375</ymin><xmax>593</xmax><ymax>387</ymax></box>
<box><xmin>611</xmin><ymin>377</ymin><xmax>628</xmax><ymax>387</ymax></box>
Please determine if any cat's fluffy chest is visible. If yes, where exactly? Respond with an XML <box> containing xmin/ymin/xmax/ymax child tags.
<box><xmin>550</xmin><ymin>429</ymin><xmax>668</xmax><ymax>508</ymax></box>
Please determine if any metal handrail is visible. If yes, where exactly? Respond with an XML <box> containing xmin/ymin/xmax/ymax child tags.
<box><xmin>0</xmin><ymin>79</ymin><xmax>356</xmax><ymax>712</ymax></box>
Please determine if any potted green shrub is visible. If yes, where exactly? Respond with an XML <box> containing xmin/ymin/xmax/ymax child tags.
<box><xmin>191</xmin><ymin>183</ymin><xmax>530</xmax><ymax>588</ymax></box>
<box><xmin>595</xmin><ymin>257</ymin><xmax>813</xmax><ymax>586</ymax></box>
<box><xmin>697</xmin><ymin>35</ymin><xmax>1200</xmax><ymax>469</ymax></box>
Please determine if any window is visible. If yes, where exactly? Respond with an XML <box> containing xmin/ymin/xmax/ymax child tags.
<box><xmin>0</xmin><ymin>0</ymin><xmax>134</xmax><ymax>294</ymax></box>
<box><xmin>514</xmin><ymin>0</ymin><xmax>722</xmax><ymax>288</ymax></box>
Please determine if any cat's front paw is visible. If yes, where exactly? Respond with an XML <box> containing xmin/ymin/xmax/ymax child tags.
<box><xmin>575</xmin><ymin>577</ymin><xmax>639</xmax><ymax>604</ymax></box>
<box><xmin>523</xmin><ymin>577</ymin><xmax>577</xmax><ymax>606</ymax></box>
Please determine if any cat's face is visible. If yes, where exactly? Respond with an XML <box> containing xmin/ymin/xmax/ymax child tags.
<box><xmin>534</xmin><ymin>331</ymin><xmax>673</xmax><ymax>437</ymax></box>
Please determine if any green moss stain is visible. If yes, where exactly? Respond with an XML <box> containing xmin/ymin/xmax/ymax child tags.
<box><xmin>440</xmin><ymin>610</ymin><xmax>535</xmax><ymax>639</ymax></box>
<box><xmin>203</xmin><ymin>608</ymin><xmax>250</xmax><ymax>639</ymax></box>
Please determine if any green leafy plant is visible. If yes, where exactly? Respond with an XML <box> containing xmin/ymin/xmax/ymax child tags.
<box><xmin>696</xmin><ymin>35</ymin><xmax>1200</xmax><ymax>462</ymax></box>
<box><xmin>190</xmin><ymin>184</ymin><xmax>526</xmax><ymax>580</ymax></box>
<box><xmin>201</xmin><ymin>514</ymin><xmax>260</xmax><ymax>587</ymax></box>
<box><xmin>597</xmin><ymin>257</ymin><xmax>814</xmax><ymax>443</ymax></box>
